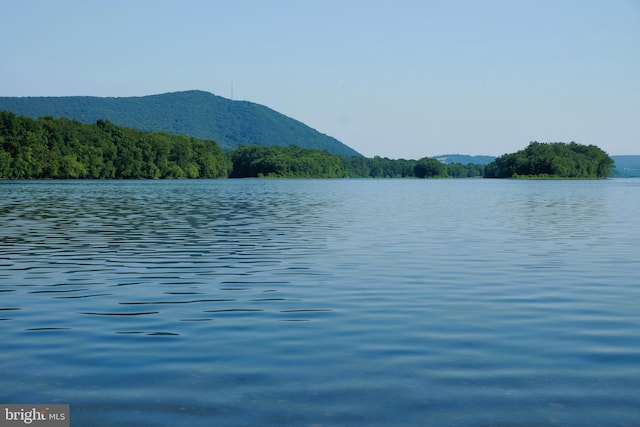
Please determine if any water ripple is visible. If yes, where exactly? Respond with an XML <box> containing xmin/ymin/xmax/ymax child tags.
<box><xmin>119</xmin><ymin>299</ymin><xmax>236</xmax><ymax>305</ymax></box>
<box><xmin>81</xmin><ymin>311</ymin><xmax>160</xmax><ymax>316</ymax></box>
<box><xmin>1</xmin><ymin>179</ymin><xmax>640</xmax><ymax>426</ymax></box>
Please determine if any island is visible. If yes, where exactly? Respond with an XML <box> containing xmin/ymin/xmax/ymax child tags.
<box><xmin>484</xmin><ymin>142</ymin><xmax>614</xmax><ymax>179</ymax></box>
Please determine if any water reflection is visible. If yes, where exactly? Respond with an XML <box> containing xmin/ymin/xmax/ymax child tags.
<box><xmin>495</xmin><ymin>181</ymin><xmax>612</xmax><ymax>271</ymax></box>
<box><xmin>507</xmin><ymin>181</ymin><xmax>608</xmax><ymax>240</ymax></box>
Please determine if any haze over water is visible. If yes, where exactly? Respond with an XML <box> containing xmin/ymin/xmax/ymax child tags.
<box><xmin>1</xmin><ymin>179</ymin><xmax>639</xmax><ymax>426</ymax></box>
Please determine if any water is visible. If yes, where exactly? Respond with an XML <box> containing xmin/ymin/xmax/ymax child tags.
<box><xmin>1</xmin><ymin>178</ymin><xmax>639</xmax><ymax>426</ymax></box>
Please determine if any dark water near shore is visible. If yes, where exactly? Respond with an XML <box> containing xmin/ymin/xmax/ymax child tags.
<box><xmin>1</xmin><ymin>179</ymin><xmax>639</xmax><ymax>426</ymax></box>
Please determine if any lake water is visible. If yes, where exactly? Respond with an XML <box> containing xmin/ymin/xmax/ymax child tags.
<box><xmin>1</xmin><ymin>178</ymin><xmax>639</xmax><ymax>426</ymax></box>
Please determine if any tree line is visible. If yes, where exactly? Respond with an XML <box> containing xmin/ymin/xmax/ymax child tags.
<box><xmin>0</xmin><ymin>112</ymin><xmax>485</xmax><ymax>179</ymax></box>
<box><xmin>484</xmin><ymin>141</ymin><xmax>614</xmax><ymax>178</ymax></box>
<box><xmin>230</xmin><ymin>147</ymin><xmax>482</xmax><ymax>178</ymax></box>
<box><xmin>0</xmin><ymin>111</ymin><xmax>231</xmax><ymax>179</ymax></box>
<box><xmin>229</xmin><ymin>145</ymin><xmax>343</xmax><ymax>178</ymax></box>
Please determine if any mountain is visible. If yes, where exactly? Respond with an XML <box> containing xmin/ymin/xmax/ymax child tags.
<box><xmin>0</xmin><ymin>90</ymin><xmax>361</xmax><ymax>157</ymax></box>
<box><xmin>432</xmin><ymin>154</ymin><xmax>495</xmax><ymax>165</ymax></box>
<box><xmin>611</xmin><ymin>155</ymin><xmax>640</xmax><ymax>177</ymax></box>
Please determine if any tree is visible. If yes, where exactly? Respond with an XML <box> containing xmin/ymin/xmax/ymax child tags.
<box><xmin>414</xmin><ymin>157</ymin><xmax>447</xmax><ymax>178</ymax></box>
<box><xmin>60</xmin><ymin>154</ymin><xmax>87</xmax><ymax>178</ymax></box>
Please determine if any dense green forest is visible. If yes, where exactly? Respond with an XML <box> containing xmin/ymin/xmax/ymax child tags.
<box><xmin>229</xmin><ymin>145</ymin><xmax>344</xmax><ymax>178</ymax></box>
<box><xmin>0</xmin><ymin>90</ymin><xmax>361</xmax><ymax>157</ymax></box>
<box><xmin>0</xmin><ymin>112</ymin><xmax>485</xmax><ymax>179</ymax></box>
<box><xmin>341</xmin><ymin>156</ymin><xmax>417</xmax><ymax>178</ymax></box>
<box><xmin>230</xmin><ymin>149</ymin><xmax>483</xmax><ymax>178</ymax></box>
<box><xmin>0</xmin><ymin>111</ymin><xmax>231</xmax><ymax>179</ymax></box>
<box><xmin>484</xmin><ymin>142</ymin><xmax>614</xmax><ymax>178</ymax></box>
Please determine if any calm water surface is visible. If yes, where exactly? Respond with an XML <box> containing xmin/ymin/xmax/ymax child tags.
<box><xmin>1</xmin><ymin>179</ymin><xmax>639</xmax><ymax>426</ymax></box>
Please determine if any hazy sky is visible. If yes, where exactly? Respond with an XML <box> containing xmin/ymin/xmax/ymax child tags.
<box><xmin>1</xmin><ymin>1</ymin><xmax>638</xmax><ymax>158</ymax></box>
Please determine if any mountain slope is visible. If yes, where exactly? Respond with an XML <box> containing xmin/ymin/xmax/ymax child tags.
<box><xmin>0</xmin><ymin>90</ymin><xmax>361</xmax><ymax>157</ymax></box>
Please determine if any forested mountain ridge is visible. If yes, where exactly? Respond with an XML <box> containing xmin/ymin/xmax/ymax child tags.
<box><xmin>0</xmin><ymin>90</ymin><xmax>361</xmax><ymax>157</ymax></box>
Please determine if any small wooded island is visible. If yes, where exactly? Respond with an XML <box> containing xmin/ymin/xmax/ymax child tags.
<box><xmin>0</xmin><ymin>111</ymin><xmax>614</xmax><ymax>180</ymax></box>
<box><xmin>485</xmin><ymin>141</ymin><xmax>614</xmax><ymax>179</ymax></box>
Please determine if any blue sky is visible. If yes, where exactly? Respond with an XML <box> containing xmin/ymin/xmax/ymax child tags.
<box><xmin>1</xmin><ymin>0</ymin><xmax>638</xmax><ymax>158</ymax></box>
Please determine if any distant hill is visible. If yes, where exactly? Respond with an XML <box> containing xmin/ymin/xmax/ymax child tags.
<box><xmin>611</xmin><ymin>155</ymin><xmax>640</xmax><ymax>177</ymax></box>
<box><xmin>432</xmin><ymin>154</ymin><xmax>495</xmax><ymax>165</ymax></box>
<box><xmin>0</xmin><ymin>90</ymin><xmax>362</xmax><ymax>157</ymax></box>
